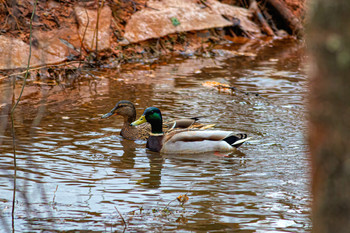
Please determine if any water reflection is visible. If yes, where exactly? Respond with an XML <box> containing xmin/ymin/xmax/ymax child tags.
<box><xmin>0</xmin><ymin>39</ymin><xmax>310</xmax><ymax>232</ymax></box>
<box><xmin>139</xmin><ymin>151</ymin><xmax>163</xmax><ymax>189</ymax></box>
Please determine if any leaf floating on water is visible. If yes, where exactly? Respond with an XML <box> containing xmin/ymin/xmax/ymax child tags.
<box><xmin>202</xmin><ymin>81</ymin><xmax>229</xmax><ymax>88</ymax></box>
<box><xmin>202</xmin><ymin>81</ymin><xmax>232</xmax><ymax>94</ymax></box>
<box><xmin>176</xmin><ymin>194</ymin><xmax>189</xmax><ymax>205</ymax></box>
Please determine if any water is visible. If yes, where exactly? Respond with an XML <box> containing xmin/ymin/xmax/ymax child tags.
<box><xmin>0</xmin><ymin>39</ymin><xmax>310</xmax><ymax>232</ymax></box>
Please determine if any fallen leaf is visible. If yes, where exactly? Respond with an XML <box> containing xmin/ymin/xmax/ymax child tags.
<box><xmin>177</xmin><ymin>194</ymin><xmax>189</xmax><ymax>205</ymax></box>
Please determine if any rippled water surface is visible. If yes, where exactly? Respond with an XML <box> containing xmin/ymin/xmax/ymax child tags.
<box><xmin>0</xmin><ymin>39</ymin><xmax>310</xmax><ymax>232</ymax></box>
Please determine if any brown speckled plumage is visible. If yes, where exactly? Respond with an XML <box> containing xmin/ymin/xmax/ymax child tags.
<box><xmin>101</xmin><ymin>100</ymin><xmax>151</xmax><ymax>140</ymax></box>
<box><xmin>121</xmin><ymin>122</ymin><xmax>151</xmax><ymax>140</ymax></box>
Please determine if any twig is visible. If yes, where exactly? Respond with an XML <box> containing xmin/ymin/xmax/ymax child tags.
<box><xmin>250</xmin><ymin>1</ymin><xmax>274</xmax><ymax>36</ymax></box>
<box><xmin>111</xmin><ymin>17</ymin><xmax>122</xmax><ymax>31</ymax></box>
<box><xmin>1</xmin><ymin>0</ymin><xmax>22</xmax><ymax>32</ymax></box>
<box><xmin>198</xmin><ymin>0</ymin><xmax>212</xmax><ymax>9</ymax></box>
<box><xmin>164</xmin><ymin>199</ymin><xmax>175</xmax><ymax>210</ymax></box>
<box><xmin>93</xmin><ymin>0</ymin><xmax>105</xmax><ymax>55</ymax></box>
<box><xmin>52</xmin><ymin>185</ymin><xmax>58</xmax><ymax>204</ymax></box>
<box><xmin>265</xmin><ymin>0</ymin><xmax>303</xmax><ymax>36</ymax></box>
<box><xmin>10</xmin><ymin>1</ymin><xmax>38</xmax><ymax>231</ymax></box>
<box><xmin>130</xmin><ymin>0</ymin><xmax>137</xmax><ymax>12</ymax></box>
<box><xmin>7</xmin><ymin>61</ymin><xmax>90</xmax><ymax>77</ymax></box>
<box><xmin>114</xmin><ymin>206</ymin><xmax>127</xmax><ymax>232</ymax></box>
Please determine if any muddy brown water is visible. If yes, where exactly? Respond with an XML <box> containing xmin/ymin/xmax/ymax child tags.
<box><xmin>0</xmin><ymin>39</ymin><xmax>310</xmax><ymax>232</ymax></box>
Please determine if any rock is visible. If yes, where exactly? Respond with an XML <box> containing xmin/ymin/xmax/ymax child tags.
<box><xmin>0</xmin><ymin>5</ymin><xmax>113</xmax><ymax>69</ymax></box>
<box><xmin>123</xmin><ymin>0</ymin><xmax>262</xmax><ymax>43</ymax></box>
<box><xmin>0</xmin><ymin>26</ymin><xmax>81</xmax><ymax>70</ymax></box>
<box><xmin>33</xmin><ymin>26</ymin><xmax>81</xmax><ymax>58</ymax></box>
<box><xmin>0</xmin><ymin>35</ymin><xmax>67</xmax><ymax>70</ymax></box>
<box><xmin>74</xmin><ymin>6</ymin><xmax>112</xmax><ymax>51</ymax></box>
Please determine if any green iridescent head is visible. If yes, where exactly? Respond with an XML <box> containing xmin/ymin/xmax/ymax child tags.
<box><xmin>131</xmin><ymin>107</ymin><xmax>163</xmax><ymax>134</ymax></box>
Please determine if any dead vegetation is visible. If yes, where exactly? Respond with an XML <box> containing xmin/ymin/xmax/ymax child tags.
<box><xmin>0</xmin><ymin>0</ymin><xmax>305</xmax><ymax>87</ymax></box>
<box><xmin>0</xmin><ymin>0</ymin><xmax>305</xmax><ymax>72</ymax></box>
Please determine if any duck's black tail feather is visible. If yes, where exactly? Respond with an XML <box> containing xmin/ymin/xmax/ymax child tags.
<box><xmin>223</xmin><ymin>133</ymin><xmax>251</xmax><ymax>148</ymax></box>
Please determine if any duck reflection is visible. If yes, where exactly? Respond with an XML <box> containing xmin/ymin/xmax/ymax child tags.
<box><xmin>110</xmin><ymin>138</ymin><xmax>137</xmax><ymax>170</ymax></box>
<box><xmin>138</xmin><ymin>150</ymin><xmax>163</xmax><ymax>189</ymax></box>
<box><xmin>109</xmin><ymin>138</ymin><xmax>164</xmax><ymax>189</ymax></box>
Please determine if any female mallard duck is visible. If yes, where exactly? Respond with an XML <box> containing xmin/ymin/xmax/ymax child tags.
<box><xmin>131</xmin><ymin>107</ymin><xmax>251</xmax><ymax>154</ymax></box>
<box><xmin>101</xmin><ymin>100</ymin><xmax>149</xmax><ymax>140</ymax></box>
<box><xmin>101</xmin><ymin>100</ymin><xmax>212</xmax><ymax>140</ymax></box>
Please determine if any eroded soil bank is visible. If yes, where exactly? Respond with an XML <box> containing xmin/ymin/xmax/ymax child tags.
<box><xmin>0</xmin><ymin>0</ymin><xmax>305</xmax><ymax>72</ymax></box>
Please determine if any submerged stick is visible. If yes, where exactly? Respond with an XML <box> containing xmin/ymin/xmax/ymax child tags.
<box><xmin>114</xmin><ymin>206</ymin><xmax>127</xmax><ymax>232</ymax></box>
<box><xmin>10</xmin><ymin>0</ymin><xmax>38</xmax><ymax>231</ymax></box>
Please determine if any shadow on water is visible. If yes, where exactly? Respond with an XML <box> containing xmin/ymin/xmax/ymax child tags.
<box><xmin>0</xmin><ymin>39</ymin><xmax>311</xmax><ymax>232</ymax></box>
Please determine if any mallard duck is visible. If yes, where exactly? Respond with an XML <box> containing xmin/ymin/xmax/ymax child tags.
<box><xmin>101</xmin><ymin>100</ymin><xmax>149</xmax><ymax>140</ymax></box>
<box><xmin>131</xmin><ymin>107</ymin><xmax>251</xmax><ymax>154</ymax></box>
<box><xmin>101</xmin><ymin>100</ymin><xmax>213</xmax><ymax>140</ymax></box>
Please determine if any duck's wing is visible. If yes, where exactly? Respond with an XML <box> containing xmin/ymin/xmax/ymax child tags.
<box><xmin>164</xmin><ymin>118</ymin><xmax>215</xmax><ymax>131</ymax></box>
<box><xmin>164</xmin><ymin>118</ymin><xmax>198</xmax><ymax>130</ymax></box>
<box><xmin>161</xmin><ymin>130</ymin><xmax>251</xmax><ymax>154</ymax></box>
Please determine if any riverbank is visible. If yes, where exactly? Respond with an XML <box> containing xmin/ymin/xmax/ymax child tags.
<box><xmin>0</xmin><ymin>0</ymin><xmax>305</xmax><ymax>72</ymax></box>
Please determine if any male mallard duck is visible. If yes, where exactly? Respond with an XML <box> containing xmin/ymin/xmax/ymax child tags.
<box><xmin>131</xmin><ymin>107</ymin><xmax>251</xmax><ymax>154</ymax></box>
<box><xmin>101</xmin><ymin>100</ymin><xmax>212</xmax><ymax>140</ymax></box>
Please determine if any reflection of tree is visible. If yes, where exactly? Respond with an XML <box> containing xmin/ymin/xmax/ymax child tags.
<box><xmin>0</xmin><ymin>81</ymin><xmax>12</xmax><ymax>146</ymax></box>
<box><xmin>308</xmin><ymin>0</ymin><xmax>350</xmax><ymax>232</ymax></box>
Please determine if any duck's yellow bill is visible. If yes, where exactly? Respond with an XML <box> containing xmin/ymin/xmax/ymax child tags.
<box><xmin>130</xmin><ymin>115</ymin><xmax>146</xmax><ymax>126</ymax></box>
